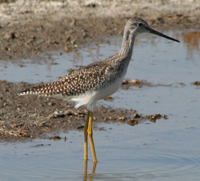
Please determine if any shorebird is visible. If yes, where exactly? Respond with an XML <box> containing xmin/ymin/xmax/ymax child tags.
<box><xmin>18</xmin><ymin>17</ymin><xmax>179</xmax><ymax>163</ymax></box>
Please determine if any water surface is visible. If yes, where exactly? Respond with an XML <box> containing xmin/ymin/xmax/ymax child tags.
<box><xmin>0</xmin><ymin>30</ymin><xmax>200</xmax><ymax>180</ymax></box>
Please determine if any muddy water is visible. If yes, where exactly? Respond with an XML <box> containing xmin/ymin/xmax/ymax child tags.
<box><xmin>0</xmin><ymin>30</ymin><xmax>200</xmax><ymax>180</ymax></box>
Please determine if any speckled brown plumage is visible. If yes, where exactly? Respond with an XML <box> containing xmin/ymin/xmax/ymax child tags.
<box><xmin>18</xmin><ymin>52</ymin><xmax>128</xmax><ymax>98</ymax></box>
<box><xmin>18</xmin><ymin>16</ymin><xmax>179</xmax><ymax>162</ymax></box>
<box><xmin>18</xmin><ymin>17</ymin><xmax>179</xmax><ymax>111</ymax></box>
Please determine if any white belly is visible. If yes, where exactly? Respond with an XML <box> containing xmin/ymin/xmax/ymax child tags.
<box><xmin>70</xmin><ymin>72</ymin><xmax>126</xmax><ymax>111</ymax></box>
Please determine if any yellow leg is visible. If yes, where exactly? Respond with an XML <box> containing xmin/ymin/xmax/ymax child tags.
<box><xmin>84</xmin><ymin>112</ymin><xmax>89</xmax><ymax>161</ymax></box>
<box><xmin>84</xmin><ymin>160</ymin><xmax>97</xmax><ymax>180</ymax></box>
<box><xmin>87</xmin><ymin>111</ymin><xmax>97</xmax><ymax>163</ymax></box>
<box><xmin>92</xmin><ymin>161</ymin><xmax>97</xmax><ymax>173</ymax></box>
<box><xmin>84</xmin><ymin>160</ymin><xmax>88</xmax><ymax>176</ymax></box>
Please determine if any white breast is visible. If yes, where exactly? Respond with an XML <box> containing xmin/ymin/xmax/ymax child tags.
<box><xmin>69</xmin><ymin>71</ymin><xmax>126</xmax><ymax>111</ymax></box>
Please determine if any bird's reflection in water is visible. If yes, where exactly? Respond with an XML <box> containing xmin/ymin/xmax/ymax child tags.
<box><xmin>83</xmin><ymin>160</ymin><xmax>97</xmax><ymax>181</ymax></box>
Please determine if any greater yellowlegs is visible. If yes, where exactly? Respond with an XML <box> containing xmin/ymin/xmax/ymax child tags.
<box><xmin>18</xmin><ymin>17</ymin><xmax>179</xmax><ymax>163</ymax></box>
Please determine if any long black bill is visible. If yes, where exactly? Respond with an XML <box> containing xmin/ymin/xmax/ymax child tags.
<box><xmin>146</xmin><ymin>27</ymin><xmax>180</xmax><ymax>43</ymax></box>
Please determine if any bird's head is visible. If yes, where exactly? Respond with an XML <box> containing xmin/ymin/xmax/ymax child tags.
<box><xmin>125</xmin><ymin>17</ymin><xmax>180</xmax><ymax>43</ymax></box>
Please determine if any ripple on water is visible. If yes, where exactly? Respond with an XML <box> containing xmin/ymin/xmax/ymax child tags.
<box><xmin>0</xmin><ymin>30</ymin><xmax>200</xmax><ymax>180</ymax></box>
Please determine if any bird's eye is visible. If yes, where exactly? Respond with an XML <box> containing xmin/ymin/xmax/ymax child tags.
<box><xmin>137</xmin><ymin>22</ymin><xmax>143</xmax><ymax>27</ymax></box>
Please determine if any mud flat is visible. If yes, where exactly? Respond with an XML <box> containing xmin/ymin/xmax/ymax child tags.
<box><xmin>0</xmin><ymin>0</ymin><xmax>199</xmax><ymax>61</ymax></box>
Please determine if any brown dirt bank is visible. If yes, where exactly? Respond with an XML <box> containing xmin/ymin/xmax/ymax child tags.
<box><xmin>0</xmin><ymin>0</ymin><xmax>200</xmax><ymax>61</ymax></box>
<box><xmin>0</xmin><ymin>80</ymin><xmax>166</xmax><ymax>141</ymax></box>
<box><xmin>1</xmin><ymin>15</ymin><xmax>199</xmax><ymax>61</ymax></box>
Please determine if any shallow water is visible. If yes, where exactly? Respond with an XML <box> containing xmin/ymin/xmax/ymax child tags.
<box><xmin>0</xmin><ymin>30</ymin><xmax>200</xmax><ymax>180</ymax></box>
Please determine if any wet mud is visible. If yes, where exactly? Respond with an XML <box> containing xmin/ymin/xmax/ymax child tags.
<box><xmin>0</xmin><ymin>81</ymin><xmax>167</xmax><ymax>140</ymax></box>
<box><xmin>193</xmin><ymin>81</ymin><xmax>200</xmax><ymax>86</ymax></box>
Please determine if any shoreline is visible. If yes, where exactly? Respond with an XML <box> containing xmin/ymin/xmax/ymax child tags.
<box><xmin>0</xmin><ymin>0</ymin><xmax>199</xmax><ymax>61</ymax></box>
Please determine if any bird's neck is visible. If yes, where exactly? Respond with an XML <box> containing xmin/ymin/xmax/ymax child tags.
<box><xmin>119</xmin><ymin>29</ymin><xmax>136</xmax><ymax>61</ymax></box>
